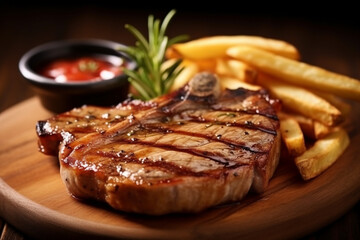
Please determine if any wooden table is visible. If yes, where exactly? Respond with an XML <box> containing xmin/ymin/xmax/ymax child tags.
<box><xmin>1</xmin><ymin>4</ymin><xmax>359</xmax><ymax>239</ymax></box>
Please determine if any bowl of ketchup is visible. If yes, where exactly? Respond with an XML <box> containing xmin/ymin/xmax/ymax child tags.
<box><xmin>19</xmin><ymin>39</ymin><xmax>136</xmax><ymax>113</ymax></box>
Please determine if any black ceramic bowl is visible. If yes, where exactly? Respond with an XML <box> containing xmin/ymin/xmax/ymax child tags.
<box><xmin>19</xmin><ymin>39</ymin><xmax>136</xmax><ymax>113</ymax></box>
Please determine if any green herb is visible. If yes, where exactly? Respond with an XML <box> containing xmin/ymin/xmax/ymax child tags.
<box><xmin>78</xmin><ymin>60</ymin><xmax>98</xmax><ymax>72</ymax></box>
<box><xmin>119</xmin><ymin>9</ymin><xmax>188</xmax><ymax>100</ymax></box>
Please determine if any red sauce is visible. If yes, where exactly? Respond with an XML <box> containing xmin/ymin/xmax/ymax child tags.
<box><xmin>39</xmin><ymin>56</ymin><xmax>125</xmax><ymax>82</ymax></box>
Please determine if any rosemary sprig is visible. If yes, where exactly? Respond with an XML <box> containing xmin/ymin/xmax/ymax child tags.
<box><xmin>119</xmin><ymin>9</ymin><xmax>188</xmax><ymax>100</ymax></box>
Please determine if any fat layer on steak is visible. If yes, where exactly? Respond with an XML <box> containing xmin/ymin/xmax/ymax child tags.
<box><xmin>37</xmin><ymin>72</ymin><xmax>281</xmax><ymax>215</ymax></box>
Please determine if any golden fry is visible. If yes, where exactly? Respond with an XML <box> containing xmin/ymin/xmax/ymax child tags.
<box><xmin>295</xmin><ymin>127</ymin><xmax>350</xmax><ymax>180</ymax></box>
<box><xmin>168</xmin><ymin>35</ymin><xmax>300</xmax><ymax>60</ymax></box>
<box><xmin>310</xmin><ymin>90</ymin><xmax>351</xmax><ymax>117</ymax></box>
<box><xmin>278</xmin><ymin>112</ymin><xmax>330</xmax><ymax>139</ymax></box>
<box><xmin>280</xmin><ymin>117</ymin><xmax>306</xmax><ymax>156</ymax></box>
<box><xmin>165</xmin><ymin>46</ymin><xmax>182</xmax><ymax>59</ymax></box>
<box><xmin>219</xmin><ymin>76</ymin><xmax>261</xmax><ymax>91</ymax></box>
<box><xmin>215</xmin><ymin>59</ymin><xmax>257</xmax><ymax>83</ymax></box>
<box><xmin>227</xmin><ymin>46</ymin><xmax>360</xmax><ymax>101</ymax></box>
<box><xmin>257</xmin><ymin>74</ymin><xmax>342</xmax><ymax>127</ymax></box>
<box><xmin>170</xmin><ymin>62</ymin><xmax>199</xmax><ymax>92</ymax></box>
<box><xmin>194</xmin><ymin>59</ymin><xmax>217</xmax><ymax>72</ymax></box>
<box><xmin>313</xmin><ymin>121</ymin><xmax>331</xmax><ymax>139</ymax></box>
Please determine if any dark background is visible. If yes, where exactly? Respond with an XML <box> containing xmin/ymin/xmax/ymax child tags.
<box><xmin>0</xmin><ymin>2</ymin><xmax>359</xmax><ymax>111</ymax></box>
<box><xmin>0</xmin><ymin>2</ymin><xmax>359</xmax><ymax>239</ymax></box>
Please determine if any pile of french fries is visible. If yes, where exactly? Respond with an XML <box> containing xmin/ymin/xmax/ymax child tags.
<box><xmin>165</xmin><ymin>35</ymin><xmax>360</xmax><ymax>180</ymax></box>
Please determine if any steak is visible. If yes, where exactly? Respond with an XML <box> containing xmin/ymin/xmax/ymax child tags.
<box><xmin>37</xmin><ymin>72</ymin><xmax>281</xmax><ymax>215</ymax></box>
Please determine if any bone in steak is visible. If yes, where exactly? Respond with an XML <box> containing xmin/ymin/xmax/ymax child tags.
<box><xmin>36</xmin><ymin>72</ymin><xmax>281</xmax><ymax>215</ymax></box>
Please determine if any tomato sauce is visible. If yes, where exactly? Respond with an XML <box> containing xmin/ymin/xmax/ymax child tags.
<box><xmin>39</xmin><ymin>56</ymin><xmax>125</xmax><ymax>82</ymax></box>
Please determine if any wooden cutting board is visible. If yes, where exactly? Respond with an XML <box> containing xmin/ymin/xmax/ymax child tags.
<box><xmin>1</xmin><ymin>97</ymin><xmax>360</xmax><ymax>240</ymax></box>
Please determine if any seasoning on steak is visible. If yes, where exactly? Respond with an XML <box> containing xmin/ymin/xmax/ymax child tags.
<box><xmin>36</xmin><ymin>72</ymin><xmax>281</xmax><ymax>215</ymax></box>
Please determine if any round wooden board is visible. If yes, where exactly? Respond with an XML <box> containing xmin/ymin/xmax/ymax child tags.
<box><xmin>1</xmin><ymin>97</ymin><xmax>360</xmax><ymax>240</ymax></box>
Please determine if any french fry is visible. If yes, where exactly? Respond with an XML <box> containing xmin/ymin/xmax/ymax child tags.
<box><xmin>194</xmin><ymin>59</ymin><xmax>217</xmax><ymax>72</ymax></box>
<box><xmin>215</xmin><ymin>59</ymin><xmax>257</xmax><ymax>83</ymax></box>
<box><xmin>219</xmin><ymin>76</ymin><xmax>261</xmax><ymax>91</ymax></box>
<box><xmin>295</xmin><ymin>127</ymin><xmax>350</xmax><ymax>180</ymax></box>
<box><xmin>257</xmin><ymin>73</ymin><xmax>342</xmax><ymax>127</ymax></box>
<box><xmin>278</xmin><ymin>112</ymin><xmax>330</xmax><ymax>139</ymax></box>
<box><xmin>280</xmin><ymin>117</ymin><xmax>306</xmax><ymax>156</ymax></box>
<box><xmin>165</xmin><ymin>46</ymin><xmax>182</xmax><ymax>59</ymax></box>
<box><xmin>278</xmin><ymin>112</ymin><xmax>313</xmax><ymax>138</ymax></box>
<box><xmin>313</xmin><ymin>121</ymin><xmax>331</xmax><ymax>139</ymax></box>
<box><xmin>170</xmin><ymin>62</ymin><xmax>199</xmax><ymax>92</ymax></box>
<box><xmin>227</xmin><ymin>46</ymin><xmax>360</xmax><ymax>101</ymax></box>
<box><xmin>167</xmin><ymin>35</ymin><xmax>300</xmax><ymax>61</ymax></box>
<box><xmin>310</xmin><ymin>90</ymin><xmax>351</xmax><ymax>117</ymax></box>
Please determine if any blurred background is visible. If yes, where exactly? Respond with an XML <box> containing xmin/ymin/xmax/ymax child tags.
<box><xmin>0</xmin><ymin>2</ymin><xmax>359</xmax><ymax>112</ymax></box>
<box><xmin>0</xmin><ymin>2</ymin><xmax>359</xmax><ymax>239</ymax></box>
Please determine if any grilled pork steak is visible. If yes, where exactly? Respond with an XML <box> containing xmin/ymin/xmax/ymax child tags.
<box><xmin>37</xmin><ymin>72</ymin><xmax>281</xmax><ymax>215</ymax></box>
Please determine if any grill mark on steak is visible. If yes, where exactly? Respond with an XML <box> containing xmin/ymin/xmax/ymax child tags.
<box><xmin>37</xmin><ymin>72</ymin><xmax>281</xmax><ymax>215</ymax></box>
<box><xmin>63</xmin><ymin>140</ymin><xmax>255</xmax><ymax>185</ymax></box>
<box><xmin>113</xmin><ymin>138</ymin><xmax>243</xmax><ymax>167</ymax></box>
<box><xmin>68</xmin><ymin>122</ymin><xmax>260</xmax><ymax>167</ymax></box>
<box><xmin>94</xmin><ymin>150</ymin><xmax>245</xmax><ymax>178</ymax></box>
<box><xmin>63</xmin><ymin>142</ymin><xmax>245</xmax><ymax>177</ymax></box>
<box><xmin>135</xmin><ymin>123</ymin><xmax>268</xmax><ymax>154</ymax></box>
<box><xmin>211</xmin><ymin>107</ymin><xmax>278</xmax><ymax>121</ymax></box>
<box><xmin>178</xmin><ymin>109</ymin><xmax>279</xmax><ymax>134</ymax></box>
<box><xmin>174</xmin><ymin>115</ymin><xmax>277</xmax><ymax>135</ymax></box>
<box><xmin>37</xmin><ymin>87</ymin><xmax>278</xmax><ymax>151</ymax></box>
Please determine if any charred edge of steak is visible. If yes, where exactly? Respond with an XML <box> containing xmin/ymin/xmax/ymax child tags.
<box><xmin>36</xmin><ymin>120</ymin><xmax>50</xmax><ymax>137</ymax></box>
<box><xmin>36</xmin><ymin>120</ymin><xmax>62</xmax><ymax>155</ymax></box>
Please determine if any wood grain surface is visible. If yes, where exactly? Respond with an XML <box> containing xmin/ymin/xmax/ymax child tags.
<box><xmin>0</xmin><ymin>97</ymin><xmax>359</xmax><ymax>240</ymax></box>
<box><xmin>1</xmin><ymin>4</ymin><xmax>360</xmax><ymax>240</ymax></box>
